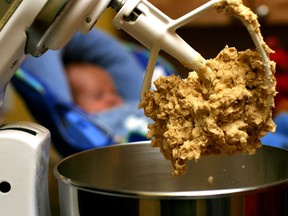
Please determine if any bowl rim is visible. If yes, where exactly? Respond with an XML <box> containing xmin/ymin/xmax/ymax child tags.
<box><xmin>54</xmin><ymin>142</ymin><xmax>288</xmax><ymax>199</ymax></box>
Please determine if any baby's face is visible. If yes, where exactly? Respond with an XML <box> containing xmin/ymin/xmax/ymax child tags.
<box><xmin>66</xmin><ymin>63</ymin><xmax>123</xmax><ymax>113</ymax></box>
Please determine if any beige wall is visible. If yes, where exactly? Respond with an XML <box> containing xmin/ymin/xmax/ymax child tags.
<box><xmin>148</xmin><ymin>0</ymin><xmax>288</xmax><ymax>25</ymax></box>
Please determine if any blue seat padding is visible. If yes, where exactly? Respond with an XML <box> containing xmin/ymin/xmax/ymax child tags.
<box><xmin>13</xmin><ymin>28</ymin><xmax>177</xmax><ymax>156</ymax></box>
<box><xmin>261</xmin><ymin>112</ymin><xmax>288</xmax><ymax>149</ymax></box>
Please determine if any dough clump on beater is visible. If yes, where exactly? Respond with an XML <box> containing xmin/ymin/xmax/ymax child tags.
<box><xmin>139</xmin><ymin>0</ymin><xmax>276</xmax><ymax>176</ymax></box>
<box><xmin>139</xmin><ymin>47</ymin><xmax>276</xmax><ymax>176</ymax></box>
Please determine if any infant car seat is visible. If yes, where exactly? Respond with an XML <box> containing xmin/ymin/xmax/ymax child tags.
<box><xmin>11</xmin><ymin>29</ymin><xmax>176</xmax><ymax>157</ymax></box>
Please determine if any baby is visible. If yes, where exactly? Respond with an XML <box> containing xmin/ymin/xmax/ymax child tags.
<box><xmin>66</xmin><ymin>63</ymin><xmax>124</xmax><ymax>113</ymax></box>
<box><xmin>65</xmin><ymin>63</ymin><xmax>150</xmax><ymax>142</ymax></box>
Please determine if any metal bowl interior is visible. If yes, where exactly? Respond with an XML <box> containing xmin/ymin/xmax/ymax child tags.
<box><xmin>54</xmin><ymin>142</ymin><xmax>288</xmax><ymax>199</ymax></box>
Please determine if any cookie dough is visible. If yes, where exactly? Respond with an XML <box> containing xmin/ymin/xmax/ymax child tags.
<box><xmin>139</xmin><ymin>0</ymin><xmax>276</xmax><ymax>176</ymax></box>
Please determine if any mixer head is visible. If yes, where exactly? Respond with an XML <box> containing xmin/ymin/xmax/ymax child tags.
<box><xmin>111</xmin><ymin>0</ymin><xmax>273</xmax><ymax>102</ymax></box>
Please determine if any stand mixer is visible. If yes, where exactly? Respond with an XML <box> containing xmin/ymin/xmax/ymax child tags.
<box><xmin>0</xmin><ymin>0</ymin><xmax>273</xmax><ymax>215</ymax></box>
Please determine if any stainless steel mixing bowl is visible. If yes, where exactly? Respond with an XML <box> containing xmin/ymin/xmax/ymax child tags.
<box><xmin>54</xmin><ymin>142</ymin><xmax>288</xmax><ymax>216</ymax></box>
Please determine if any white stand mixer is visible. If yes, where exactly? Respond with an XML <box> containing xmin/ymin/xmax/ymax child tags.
<box><xmin>0</xmin><ymin>0</ymin><xmax>272</xmax><ymax>215</ymax></box>
<box><xmin>0</xmin><ymin>122</ymin><xmax>50</xmax><ymax>215</ymax></box>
